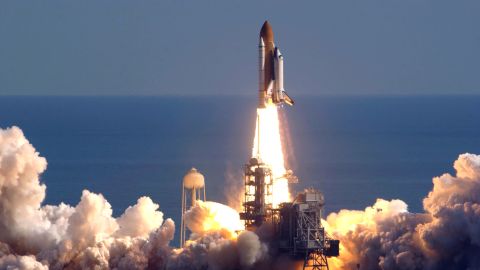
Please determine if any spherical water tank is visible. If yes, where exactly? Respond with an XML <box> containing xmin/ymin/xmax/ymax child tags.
<box><xmin>183</xmin><ymin>168</ymin><xmax>205</xmax><ymax>189</ymax></box>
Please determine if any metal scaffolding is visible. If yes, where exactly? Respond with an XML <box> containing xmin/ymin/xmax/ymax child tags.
<box><xmin>277</xmin><ymin>189</ymin><xmax>339</xmax><ymax>270</ymax></box>
<box><xmin>238</xmin><ymin>158</ymin><xmax>340</xmax><ymax>269</ymax></box>
<box><xmin>240</xmin><ymin>158</ymin><xmax>274</xmax><ymax>230</ymax></box>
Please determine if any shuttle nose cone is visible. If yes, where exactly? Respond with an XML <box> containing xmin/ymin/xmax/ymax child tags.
<box><xmin>260</xmin><ymin>21</ymin><xmax>274</xmax><ymax>43</ymax></box>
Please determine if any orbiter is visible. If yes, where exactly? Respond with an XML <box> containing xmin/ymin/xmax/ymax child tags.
<box><xmin>258</xmin><ymin>21</ymin><xmax>294</xmax><ymax>108</ymax></box>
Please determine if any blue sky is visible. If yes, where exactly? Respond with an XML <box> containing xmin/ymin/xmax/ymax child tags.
<box><xmin>1</xmin><ymin>0</ymin><xmax>479</xmax><ymax>96</ymax></box>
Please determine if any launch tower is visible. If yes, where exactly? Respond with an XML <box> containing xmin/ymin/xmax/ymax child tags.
<box><xmin>240</xmin><ymin>158</ymin><xmax>275</xmax><ymax>230</ymax></box>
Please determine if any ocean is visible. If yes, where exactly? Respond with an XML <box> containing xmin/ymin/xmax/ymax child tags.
<box><xmin>1</xmin><ymin>95</ymin><xmax>478</xmax><ymax>240</ymax></box>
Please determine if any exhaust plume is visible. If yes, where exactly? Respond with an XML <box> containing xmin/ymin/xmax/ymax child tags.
<box><xmin>252</xmin><ymin>104</ymin><xmax>290</xmax><ymax>207</ymax></box>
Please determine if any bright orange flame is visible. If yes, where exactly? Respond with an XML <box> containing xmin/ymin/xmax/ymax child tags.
<box><xmin>185</xmin><ymin>200</ymin><xmax>243</xmax><ymax>241</ymax></box>
<box><xmin>196</xmin><ymin>201</ymin><xmax>244</xmax><ymax>235</ymax></box>
<box><xmin>252</xmin><ymin>104</ymin><xmax>290</xmax><ymax>207</ymax></box>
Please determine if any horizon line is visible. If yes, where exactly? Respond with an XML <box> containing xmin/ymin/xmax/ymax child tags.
<box><xmin>1</xmin><ymin>93</ymin><xmax>480</xmax><ymax>98</ymax></box>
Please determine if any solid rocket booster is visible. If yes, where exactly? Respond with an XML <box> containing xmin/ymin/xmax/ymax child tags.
<box><xmin>258</xmin><ymin>21</ymin><xmax>294</xmax><ymax>108</ymax></box>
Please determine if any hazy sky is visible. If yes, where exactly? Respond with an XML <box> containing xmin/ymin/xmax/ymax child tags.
<box><xmin>1</xmin><ymin>0</ymin><xmax>479</xmax><ymax>96</ymax></box>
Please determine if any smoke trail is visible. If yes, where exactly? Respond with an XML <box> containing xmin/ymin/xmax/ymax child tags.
<box><xmin>278</xmin><ymin>106</ymin><xmax>297</xmax><ymax>173</ymax></box>
<box><xmin>223</xmin><ymin>164</ymin><xmax>244</xmax><ymax>212</ymax></box>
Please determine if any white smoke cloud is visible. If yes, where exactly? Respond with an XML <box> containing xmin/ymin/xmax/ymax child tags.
<box><xmin>0</xmin><ymin>126</ymin><xmax>268</xmax><ymax>270</ymax></box>
<box><xmin>326</xmin><ymin>153</ymin><xmax>480</xmax><ymax>270</ymax></box>
<box><xmin>169</xmin><ymin>201</ymin><xmax>267</xmax><ymax>269</ymax></box>
<box><xmin>116</xmin><ymin>196</ymin><xmax>164</xmax><ymax>238</ymax></box>
<box><xmin>0</xmin><ymin>127</ymin><xmax>176</xmax><ymax>269</ymax></box>
<box><xmin>167</xmin><ymin>230</ymin><xmax>267</xmax><ymax>270</ymax></box>
<box><xmin>0</xmin><ymin>255</ymin><xmax>48</xmax><ymax>270</ymax></box>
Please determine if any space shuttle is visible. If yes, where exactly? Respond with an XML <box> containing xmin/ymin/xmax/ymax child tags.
<box><xmin>258</xmin><ymin>21</ymin><xmax>294</xmax><ymax>108</ymax></box>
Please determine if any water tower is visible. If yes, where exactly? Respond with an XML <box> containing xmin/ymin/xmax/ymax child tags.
<box><xmin>180</xmin><ymin>168</ymin><xmax>206</xmax><ymax>247</ymax></box>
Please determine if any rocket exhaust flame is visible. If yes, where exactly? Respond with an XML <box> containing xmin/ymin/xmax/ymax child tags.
<box><xmin>252</xmin><ymin>104</ymin><xmax>290</xmax><ymax>207</ymax></box>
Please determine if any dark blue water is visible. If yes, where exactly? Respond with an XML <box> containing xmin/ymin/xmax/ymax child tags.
<box><xmin>0</xmin><ymin>96</ymin><xmax>478</xmax><ymax>231</ymax></box>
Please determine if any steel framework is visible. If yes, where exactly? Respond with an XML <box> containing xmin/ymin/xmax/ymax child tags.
<box><xmin>276</xmin><ymin>189</ymin><xmax>339</xmax><ymax>270</ymax></box>
<box><xmin>304</xmin><ymin>251</ymin><xmax>329</xmax><ymax>270</ymax></box>
<box><xmin>240</xmin><ymin>158</ymin><xmax>274</xmax><ymax>230</ymax></box>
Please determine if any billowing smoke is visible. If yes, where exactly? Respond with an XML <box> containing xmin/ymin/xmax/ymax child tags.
<box><xmin>0</xmin><ymin>126</ymin><xmax>177</xmax><ymax>269</ymax></box>
<box><xmin>223</xmin><ymin>166</ymin><xmax>244</xmax><ymax>212</ymax></box>
<box><xmin>167</xmin><ymin>200</ymin><xmax>267</xmax><ymax>269</ymax></box>
<box><xmin>0</xmin><ymin>126</ymin><xmax>267</xmax><ymax>269</ymax></box>
<box><xmin>2</xmin><ymin>125</ymin><xmax>480</xmax><ymax>270</ymax></box>
<box><xmin>326</xmin><ymin>153</ymin><xmax>480</xmax><ymax>270</ymax></box>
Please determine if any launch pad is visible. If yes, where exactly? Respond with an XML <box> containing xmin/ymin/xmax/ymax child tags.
<box><xmin>240</xmin><ymin>158</ymin><xmax>339</xmax><ymax>270</ymax></box>
<box><xmin>276</xmin><ymin>190</ymin><xmax>340</xmax><ymax>270</ymax></box>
